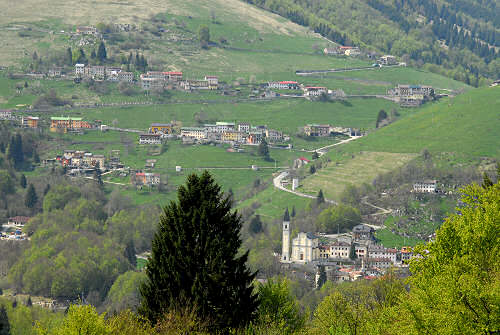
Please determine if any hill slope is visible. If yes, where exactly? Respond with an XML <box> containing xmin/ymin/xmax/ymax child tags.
<box><xmin>345</xmin><ymin>86</ymin><xmax>500</xmax><ymax>157</ymax></box>
<box><xmin>242</xmin><ymin>0</ymin><xmax>499</xmax><ymax>82</ymax></box>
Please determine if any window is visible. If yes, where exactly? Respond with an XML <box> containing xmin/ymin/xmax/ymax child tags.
<box><xmin>300</xmin><ymin>254</ymin><xmax>304</xmax><ymax>260</ymax></box>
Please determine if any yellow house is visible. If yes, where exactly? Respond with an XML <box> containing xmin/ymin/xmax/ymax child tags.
<box><xmin>221</xmin><ymin>131</ymin><xmax>241</xmax><ymax>142</ymax></box>
<box><xmin>151</xmin><ymin>123</ymin><xmax>173</xmax><ymax>134</ymax></box>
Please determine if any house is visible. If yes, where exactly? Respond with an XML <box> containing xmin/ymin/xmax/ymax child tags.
<box><xmin>140</xmin><ymin>75</ymin><xmax>164</xmax><ymax>90</ymax></box>
<box><xmin>265</xmin><ymin>129</ymin><xmax>283</xmax><ymax>142</ymax></box>
<box><xmin>150</xmin><ymin>123</ymin><xmax>173</xmax><ymax>134</ymax></box>
<box><xmin>238</xmin><ymin>122</ymin><xmax>250</xmax><ymax>133</ymax></box>
<box><xmin>303</xmin><ymin>86</ymin><xmax>327</xmax><ymax>97</ymax></box>
<box><xmin>329</xmin><ymin>241</ymin><xmax>351</xmax><ymax>259</ymax></box>
<box><xmin>117</xmin><ymin>72</ymin><xmax>134</xmax><ymax>82</ymax></box>
<box><xmin>21</xmin><ymin>116</ymin><xmax>39</xmax><ymax>128</ymax></box>
<box><xmin>76</xmin><ymin>26</ymin><xmax>98</xmax><ymax>35</ymax></box>
<box><xmin>182</xmin><ymin>79</ymin><xmax>210</xmax><ymax>90</ymax></box>
<box><xmin>379</xmin><ymin>55</ymin><xmax>397</xmax><ymax>65</ymax></box>
<box><xmin>247</xmin><ymin>131</ymin><xmax>263</xmax><ymax>144</ymax></box>
<box><xmin>401</xmin><ymin>246</ymin><xmax>413</xmax><ymax>263</ymax></box>
<box><xmin>352</xmin><ymin>224</ymin><xmax>374</xmax><ymax>241</ymax></box>
<box><xmin>0</xmin><ymin>110</ymin><xmax>13</xmax><ymax>120</ymax></box>
<box><xmin>90</xmin><ymin>66</ymin><xmax>105</xmax><ymax>79</ymax></box>
<box><xmin>144</xmin><ymin>71</ymin><xmax>167</xmax><ymax>81</ymax></box>
<box><xmin>215</xmin><ymin>122</ymin><xmax>235</xmax><ymax>133</ymax></box>
<box><xmin>139</xmin><ymin>133</ymin><xmax>162</xmax><ymax>144</ymax></box>
<box><xmin>134</xmin><ymin>172</ymin><xmax>160</xmax><ymax>186</ymax></box>
<box><xmin>413</xmin><ymin>180</ymin><xmax>437</xmax><ymax>193</ymax></box>
<box><xmin>323</xmin><ymin>47</ymin><xmax>339</xmax><ymax>55</ymax></box>
<box><xmin>221</xmin><ymin>131</ymin><xmax>243</xmax><ymax>142</ymax></box>
<box><xmin>180</xmin><ymin>127</ymin><xmax>206</xmax><ymax>140</ymax></box>
<box><xmin>204</xmin><ymin>76</ymin><xmax>219</xmax><ymax>89</ymax></box>
<box><xmin>304</xmin><ymin>124</ymin><xmax>330</xmax><ymax>137</ymax></box>
<box><xmin>368</xmin><ymin>245</ymin><xmax>397</xmax><ymax>264</ymax></box>
<box><xmin>48</xmin><ymin>67</ymin><xmax>62</xmax><ymax>77</ymax></box>
<box><xmin>50</xmin><ymin>117</ymin><xmax>91</xmax><ymax>132</ymax></box>
<box><xmin>165</xmin><ymin>71</ymin><xmax>183</xmax><ymax>81</ymax></box>
<box><xmin>366</xmin><ymin>258</ymin><xmax>393</xmax><ymax>269</ymax></box>
<box><xmin>105</xmin><ymin>67</ymin><xmax>122</xmax><ymax>77</ymax></box>
<box><xmin>291</xmin><ymin>232</ymin><xmax>320</xmax><ymax>264</ymax></box>
<box><xmin>8</xmin><ymin>216</ymin><xmax>31</xmax><ymax>226</ymax></box>
<box><xmin>268</xmin><ymin>81</ymin><xmax>299</xmax><ymax>90</ymax></box>
<box><xmin>340</xmin><ymin>46</ymin><xmax>360</xmax><ymax>56</ymax></box>
<box><xmin>75</xmin><ymin>64</ymin><xmax>86</xmax><ymax>76</ymax></box>
<box><xmin>388</xmin><ymin>85</ymin><xmax>434</xmax><ymax>98</ymax></box>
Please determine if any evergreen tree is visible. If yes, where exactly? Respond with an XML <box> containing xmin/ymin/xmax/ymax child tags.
<box><xmin>97</xmin><ymin>42</ymin><xmax>107</xmax><ymax>62</ymax></box>
<box><xmin>124</xmin><ymin>239</ymin><xmax>137</xmax><ymax>268</ymax></box>
<box><xmin>77</xmin><ymin>48</ymin><xmax>87</xmax><ymax>64</ymax></box>
<box><xmin>66</xmin><ymin>47</ymin><xmax>73</xmax><ymax>65</ymax></box>
<box><xmin>0</xmin><ymin>305</ymin><xmax>10</xmax><ymax>335</ymax></box>
<box><xmin>26</xmin><ymin>296</ymin><xmax>32</xmax><ymax>307</ymax></box>
<box><xmin>349</xmin><ymin>243</ymin><xmax>357</xmax><ymax>260</ymax></box>
<box><xmin>257</xmin><ymin>139</ymin><xmax>269</xmax><ymax>158</ymax></box>
<box><xmin>291</xmin><ymin>206</ymin><xmax>296</xmax><ymax>218</ymax></box>
<box><xmin>312</xmin><ymin>151</ymin><xmax>319</xmax><ymax>160</ymax></box>
<box><xmin>24</xmin><ymin>81</ymin><xmax>28</xmax><ymax>89</ymax></box>
<box><xmin>283</xmin><ymin>207</ymin><xmax>290</xmax><ymax>222</ymax></box>
<box><xmin>482</xmin><ymin>172</ymin><xmax>493</xmax><ymax>189</ymax></box>
<box><xmin>90</xmin><ymin>49</ymin><xmax>96</xmax><ymax>59</ymax></box>
<box><xmin>43</xmin><ymin>184</ymin><xmax>50</xmax><ymax>196</ymax></box>
<box><xmin>376</xmin><ymin>109</ymin><xmax>388</xmax><ymax>128</ymax></box>
<box><xmin>249</xmin><ymin>215</ymin><xmax>263</xmax><ymax>235</ymax></box>
<box><xmin>0</xmin><ymin>142</ymin><xmax>5</xmax><ymax>154</ymax></box>
<box><xmin>93</xmin><ymin>169</ymin><xmax>103</xmax><ymax>188</ymax></box>
<box><xmin>316</xmin><ymin>265</ymin><xmax>327</xmax><ymax>289</ymax></box>
<box><xmin>316</xmin><ymin>189</ymin><xmax>325</xmax><ymax>205</ymax></box>
<box><xmin>139</xmin><ymin>171</ymin><xmax>258</xmax><ymax>330</ymax></box>
<box><xmin>33</xmin><ymin>148</ymin><xmax>40</xmax><ymax>164</ymax></box>
<box><xmin>310</xmin><ymin>165</ymin><xmax>316</xmax><ymax>174</ymax></box>
<box><xmin>24</xmin><ymin>184</ymin><xmax>38</xmax><ymax>209</ymax></box>
<box><xmin>20</xmin><ymin>174</ymin><xmax>27</xmax><ymax>188</ymax></box>
<box><xmin>198</xmin><ymin>25</ymin><xmax>210</xmax><ymax>48</ymax></box>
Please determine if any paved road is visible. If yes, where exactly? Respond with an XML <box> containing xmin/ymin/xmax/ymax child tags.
<box><xmin>272</xmin><ymin>135</ymin><xmax>364</xmax><ymax>202</ymax></box>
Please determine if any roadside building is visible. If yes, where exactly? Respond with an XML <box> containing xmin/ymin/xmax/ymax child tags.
<box><xmin>21</xmin><ymin>116</ymin><xmax>39</xmax><ymax>128</ymax></box>
<box><xmin>8</xmin><ymin>216</ymin><xmax>31</xmax><ymax>226</ymax></box>
<box><xmin>304</xmin><ymin>124</ymin><xmax>330</xmax><ymax>137</ymax></box>
<box><xmin>323</xmin><ymin>47</ymin><xmax>339</xmax><ymax>55</ymax></box>
<box><xmin>180</xmin><ymin>127</ymin><xmax>206</xmax><ymax>140</ymax></box>
<box><xmin>134</xmin><ymin>172</ymin><xmax>160</xmax><ymax>186</ymax></box>
<box><xmin>303</xmin><ymin>86</ymin><xmax>327</xmax><ymax>97</ymax></box>
<box><xmin>150</xmin><ymin>123</ymin><xmax>173</xmax><ymax>134</ymax></box>
<box><xmin>268</xmin><ymin>81</ymin><xmax>299</xmax><ymax>89</ymax></box>
<box><xmin>139</xmin><ymin>133</ymin><xmax>162</xmax><ymax>144</ymax></box>
<box><xmin>165</xmin><ymin>71</ymin><xmax>183</xmax><ymax>81</ymax></box>
<box><xmin>204</xmin><ymin>76</ymin><xmax>219</xmax><ymax>89</ymax></box>
<box><xmin>413</xmin><ymin>180</ymin><xmax>438</xmax><ymax>193</ymax></box>
<box><xmin>50</xmin><ymin>117</ymin><xmax>91</xmax><ymax>132</ymax></box>
<box><xmin>117</xmin><ymin>71</ymin><xmax>134</xmax><ymax>82</ymax></box>
<box><xmin>379</xmin><ymin>55</ymin><xmax>397</xmax><ymax>65</ymax></box>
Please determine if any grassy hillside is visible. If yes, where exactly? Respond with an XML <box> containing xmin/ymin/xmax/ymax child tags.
<box><xmin>343</xmin><ymin>87</ymin><xmax>500</xmax><ymax>157</ymax></box>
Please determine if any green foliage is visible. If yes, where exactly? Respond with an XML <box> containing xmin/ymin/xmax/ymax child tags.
<box><xmin>400</xmin><ymin>181</ymin><xmax>500</xmax><ymax>334</ymax></box>
<box><xmin>97</xmin><ymin>42</ymin><xmax>107</xmax><ymax>62</ymax></box>
<box><xmin>0</xmin><ymin>305</ymin><xmax>10</xmax><ymax>335</ymax></box>
<box><xmin>198</xmin><ymin>25</ymin><xmax>210</xmax><ymax>47</ymax></box>
<box><xmin>253</xmin><ymin>278</ymin><xmax>305</xmax><ymax>334</ymax></box>
<box><xmin>249</xmin><ymin>215</ymin><xmax>263</xmax><ymax>235</ymax></box>
<box><xmin>316</xmin><ymin>189</ymin><xmax>324</xmax><ymax>206</ymax></box>
<box><xmin>19</xmin><ymin>174</ymin><xmax>27</xmax><ymax>189</ymax></box>
<box><xmin>376</xmin><ymin>109</ymin><xmax>388</xmax><ymax>128</ymax></box>
<box><xmin>0</xmin><ymin>171</ymin><xmax>15</xmax><ymax>196</ymax></box>
<box><xmin>105</xmin><ymin>271</ymin><xmax>145</xmax><ymax>314</ymax></box>
<box><xmin>42</xmin><ymin>185</ymin><xmax>81</xmax><ymax>213</ymax></box>
<box><xmin>24</xmin><ymin>184</ymin><xmax>37</xmax><ymax>209</ymax></box>
<box><xmin>41</xmin><ymin>305</ymin><xmax>108</xmax><ymax>335</ymax></box>
<box><xmin>349</xmin><ymin>243</ymin><xmax>357</xmax><ymax>260</ymax></box>
<box><xmin>124</xmin><ymin>240</ymin><xmax>137</xmax><ymax>268</ymax></box>
<box><xmin>257</xmin><ymin>139</ymin><xmax>270</xmax><ymax>158</ymax></box>
<box><xmin>6</xmin><ymin>135</ymin><xmax>23</xmax><ymax>170</ymax></box>
<box><xmin>316</xmin><ymin>204</ymin><xmax>361</xmax><ymax>233</ymax></box>
<box><xmin>139</xmin><ymin>171</ymin><xmax>258</xmax><ymax>330</ymax></box>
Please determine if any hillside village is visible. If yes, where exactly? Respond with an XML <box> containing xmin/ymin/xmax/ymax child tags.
<box><xmin>0</xmin><ymin>2</ymin><xmax>498</xmax><ymax>333</ymax></box>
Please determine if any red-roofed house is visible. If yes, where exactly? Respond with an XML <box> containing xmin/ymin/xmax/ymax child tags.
<box><xmin>164</xmin><ymin>71</ymin><xmax>183</xmax><ymax>81</ymax></box>
<box><xmin>8</xmin><ymin>216</ymin><xmax>31</xmax><ymax>226</ymax></box>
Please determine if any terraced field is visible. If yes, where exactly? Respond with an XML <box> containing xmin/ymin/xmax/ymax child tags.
<box><xmin>300</xmin><ymin>151</ymin><xmax>417</xmax><ymax>200</ymax></box>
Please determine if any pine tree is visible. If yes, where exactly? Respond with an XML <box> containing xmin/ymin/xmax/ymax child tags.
<box><xmin>349</xmin><ymin>243</ymin><xmax>357</xmax><ymax>260</ymax></box>
<box><xmin>283</xmin><ymin>207</ymin><xmax>290</xmax><ymax>222</ymax></box>
<box><xmin>26</xmin><ymin>296</ymin><xmax>32</xmax><ymax>307</ymax></box>
<box><xmin>312</xmin><ymin>151</ymin><xmax>319</xmax><ymax>160</ymax></box>
<box><xmin>257</xmin><ymin>139</ymin><xmax>269</xmax><ymax>158</ymax></box>
<box><xmin>20</xmin><ymin>174</ymin><xmax>27</xmax><ymax>189</ymax></box>
<box><xmin>0</xmin><ymin>142</ymin><xmax>4</xmax><ymax>154</ymax></box>
<box><xmin>291</xmin><ymin>206</ymin><xmax>296</xmax><ymax>218</ymax></box>
<box><xmin>316</xmin><ymin>265</ymin><xmax>327</xmax><ymax>289</ymax></box>
<box><xmin>139</xmin><ymin>171</ymin><xmax>258</xmax><ymax>330</ymax></box>
<box><xmin>33</xmin><ymin>149</ymin><xmax>40</xmax><ymax>164</ymax></box>
<box><xmin>67</xmin><ymin>47</ymin><xmax>73</xmax><ymax>65</ymax></box>
<box><xmin>249</xmin><ymin>215</ymin><xmax>263</xmax><ymax>235</ymax></box>
<box><xmin>94</xmin><ymin>169</ymin><xmax>103</xmax><ymax>188</ymax></box>
<box><xmin>24</xmin><ymin>184</ymin><xmax>38</xmax><ymax>209</ymax></box>
<box><xmin>124</xmin><ymin>239</ymin><xmax>137</xmax><ymax>268</ymax></box>
<box><xmin>316</xmin><ymin>189</ymin><xmax>325</xmax><ymax>205</ymax></box>
<box><xmin>43</xmin><ymin>184</ymin><xmax>51</xmax><ymax>196</ymax></box>
<box><xmin>97</xmin><ymin>42</ymin><xmax>107</xmax><ymax>62</ymax></box>
<box><xmin>0</xmin><ymin>305</ymin><xmax>10</xmax><ymax>335</ymax></box>
<box><xmin>310</xmin><ymin>165</ymin><xmax>316</xmax><ymax>174</ymax></box>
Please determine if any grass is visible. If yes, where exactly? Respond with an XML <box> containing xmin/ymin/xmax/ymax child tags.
<box><xmin>375</xmin><ymin>228</ymin><xmax>424</xmax><ymax>248</ymax></box>
<box><xmin>300</xmin><ymin>151</ymin><xmax>417</xmax><ymax>200</ymax></box>
<box><xmin>342</xmin><ymin>87</ymin><xmax>500</xmax><ymax>158</ymax></box>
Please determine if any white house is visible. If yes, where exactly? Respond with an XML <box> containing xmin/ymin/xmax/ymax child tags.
<box><xmin>75</xmin><ymin>64</ymin><xmax>86</xmax><ymax>76</ymax></box>
<box><xmin>303</xmin><ymin>86</ymin><xmax>327</xmax><ymax>97</ymax></box>
<box><xmin>413</xmin><ymin>180</ymin><xmax>438</xmax><ymax>193</ymax></box>
<box><xmin>139</xmin><ymin>133</ymin><xmax>162</xmax><ymax>144</ymax></box>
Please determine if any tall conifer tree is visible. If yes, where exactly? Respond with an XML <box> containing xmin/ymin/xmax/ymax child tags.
<box><xmin>139</xmin><ymin>171</ymin><xmax>258</xmax><ymax>330</ymax></box>
<box><xmin>0</xmin><ymin>305</ymin><xmax>10</xmax><ymax>335</ymax></box>
<box><xmin>25</xmin><ymin>184</ymin><xmax>38</xmax><ymax>209</ymax></box>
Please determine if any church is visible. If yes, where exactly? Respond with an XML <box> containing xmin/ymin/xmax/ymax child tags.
<box><xmin>281</xmin><ymin>209</ymin><xmax>320</xmax><ymax>264</ymax></box>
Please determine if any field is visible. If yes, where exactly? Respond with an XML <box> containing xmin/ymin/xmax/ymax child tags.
<box><xmin>374</xmin><ymin>228</ymin><xmax>424</xmax><ymax>248</ymax></box>
<box><xmin>300</xmin><ymin>151</ymin><xmax>417</xmax><ymax>200</ymax></box>
<box><xmin>342</xmin><ymin>87</ymin><xmax>500</xmax><ymax>158</ymax></box>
